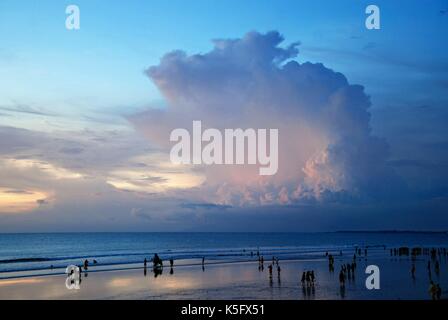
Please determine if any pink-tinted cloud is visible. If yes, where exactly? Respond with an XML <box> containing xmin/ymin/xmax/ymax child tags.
<box><xmin>129</xmin><ymin>31</ymin><xmax>398</xmax><ymax>206</ymax></box>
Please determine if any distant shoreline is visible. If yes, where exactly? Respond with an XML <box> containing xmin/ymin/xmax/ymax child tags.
<box><xmin>335</xmin><ymin>230</ymin><xmax>448</xmax><ymax>234</ymax></box>
<box><xmin>0</xmin><ymin>230</ymin><xmax>447</xmax><ymax>234</ymax></box>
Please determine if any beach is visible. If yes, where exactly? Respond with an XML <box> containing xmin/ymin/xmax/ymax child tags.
<box><xmin>1</xmin><ymin>250</ymin><xmax>447</xmax><ymax>300</ymax></box>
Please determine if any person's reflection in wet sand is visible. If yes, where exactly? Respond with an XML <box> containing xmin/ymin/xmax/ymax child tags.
<box><xmin>170</xmin><ymin>267</ymin><xmax>174</xmax><ymax>275</ymax></box>
<box><xmin>154</xmin><ymin>267</ymin><xmax>163</xmax><ymax>278</ymax></box>
<box><xmin>202</xmin><ymin>265</ymin><xmax>205</xmax><ymax>272</ymax></box>
<box><xmin>269</xmin><ymin>274</ymin><xmax>273</xmax><ymax>288</ymax></box>
<box><xmin>302</xmin><ymin>284</ymin><xmax>307</xmax><ymax>299</ymax></box>
<box><xmin>77</xmin><ymin>266</ymin><xmax>82</xmax><ymax>285</ymax></box>
<box><xmin>306</xmin><ymin>284</ymin><xmax>311</xmax><ymax>297</ymax></box>
<box><xmin>340</xmin><ymin>284</ymin><xmax>345</xmax><ymax>299</ymax></box>
<box><xmin>435</xmin><ymin>260</ymin><xmax>440</xmax><ymax>276</ymax></box>
<box><xmin>144</xmin><ymin>267</ymin><xmax>147</xmax><ymax>277</ymax></box>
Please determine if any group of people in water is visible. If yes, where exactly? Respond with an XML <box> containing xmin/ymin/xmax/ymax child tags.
<box><xmin>257</xmin><ymin>255</ymin><xmax>282</xmax><ymax>277</ymax></box>
<box><xmin>142</xmin><ymin>254</ymin><xmax>207</xmax><ymax>277</ymax></box>
<box><xmin>389</xmin><ymin>245</ymin><xmax>446</xmax><ymax>300</ymax></box>
<box><xmin>143</xmin><ymin>253</ymin><xmax>178</xmax><ymax>277</ymax></box>
<box><xmin>338</xmin><ymin>260</ymin><xmax>357</xmax><ymax>287</ymax></box>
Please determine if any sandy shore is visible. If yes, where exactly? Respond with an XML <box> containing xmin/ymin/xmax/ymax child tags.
<box><xmin>0</xmin><ymin>254</ymin><xmax>447</xmax><ymax>300</ymax></box>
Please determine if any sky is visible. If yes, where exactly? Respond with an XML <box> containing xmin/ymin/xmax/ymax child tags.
<box><xmin>0</xmin><ymin>0</ymin><xmax>447</xmax><ymax>232</ymax></box>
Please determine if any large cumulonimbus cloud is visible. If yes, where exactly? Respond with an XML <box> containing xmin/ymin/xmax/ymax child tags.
<box><xmin>129</xmin><ymin>31</ymin><xmax>399</xmax><ymax>206</ymax></box>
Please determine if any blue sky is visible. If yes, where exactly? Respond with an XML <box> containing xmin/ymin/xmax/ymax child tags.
<box><xmin>0</xmin><ymin>0</ymin><xmax>447</xmax><ymax>231</ymax></box>
<box><xmin>1</xmin><ymin>0</ymin><xmax>446</xmax><ymax>115</ymax></box>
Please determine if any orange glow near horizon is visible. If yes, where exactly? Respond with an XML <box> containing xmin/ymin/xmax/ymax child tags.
<box><xmin>0</xmin><ymin>188</ymin><xmax>49</xmax><ymax>214</ymax></box>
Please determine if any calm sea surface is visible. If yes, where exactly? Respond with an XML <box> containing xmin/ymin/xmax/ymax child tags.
<box><xmin>0</xmin><ymin>232</ymin><xmax>447</xmax><ymax>274</ymax></box>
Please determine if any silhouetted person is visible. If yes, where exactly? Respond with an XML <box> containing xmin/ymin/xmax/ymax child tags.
<box><xmin>170</xmin><ymin>259</ymin><xmax>174</xmax><ymax>268</ymax></box>
<box><xmin>306</xmin><ymin>271</ymin><xmax>311</xmax><ymax>286</ymax></box>
<box><xmin>268</xmin><ymin>264</ymin><xmax>273</xmax><ymax>275</ymax></box>
<box><xmin>93</xmin><ymin>260</ymin><xmax>97</xmax><ymax>264</ymax></box>
<box><xmin>411</xmin><ymin>263</ymin><xmax>416</xmax><ymax>278</ymax></box>
<box><xmin>301</xmin><ymin>272</ymin><xmax>306</xmax><ymax>285</ymax></box>
<box><xmin>202</xmin><ymin>257</ymin><xmax>205</xmax><ymax>266</ymax></box>
<box><xmin>277</xmin><ymin>265</ymin><xmax>281</xmax><ymax>275</ymax></box>
<box><xmin>144</xmin><ymin>258</ymin><xmax>147</xmax><ymax>267</ymax></box>
<box><xmin>153</xmin><ymin>254</ymin><xmax>162</xmax><ymax>267</ymax></box>
<box><xmin>83</xmin><ymin>259</ymin><xmax>89</xmax><ymax>270</ymax></box>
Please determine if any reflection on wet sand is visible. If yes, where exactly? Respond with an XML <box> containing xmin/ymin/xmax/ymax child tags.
<box><xmin>0</xmin><ymin>278</ymin><xmax>44</xmax><ymax>286</ymax></box>
<box><xmin>0</xmin><ymin>246</ymin><xmax>447</xmax><ymax>300</ymax></box>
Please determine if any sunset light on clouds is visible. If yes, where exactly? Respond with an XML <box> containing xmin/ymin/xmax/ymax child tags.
<box><xmin>0</xmin><ymin>0</ymin><xmax>447</xmax><ymax>231</ymax></box>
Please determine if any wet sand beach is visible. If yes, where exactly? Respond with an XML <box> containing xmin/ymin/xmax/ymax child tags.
<box><xmin>1</xmin><ymin>252</ymin><xmax>447</xmax><ymax>300</ymax></box>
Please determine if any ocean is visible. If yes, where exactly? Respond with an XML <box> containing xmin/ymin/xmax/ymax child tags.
<box><xmin>1</xmin><ymin>232</ymin><xmax>447</xmax><ymax>276</ymax></box>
